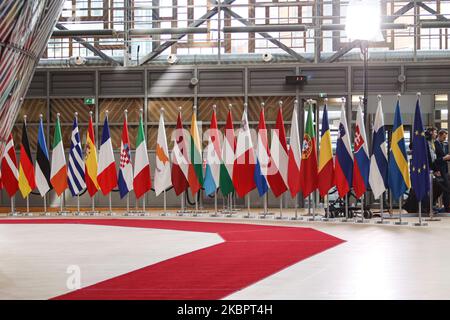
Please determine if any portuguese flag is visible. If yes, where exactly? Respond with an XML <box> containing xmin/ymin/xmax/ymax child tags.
<box><xmin>299</xmin><ymin>104</ymin><xmax>318</xmax><ymax>197</ymax></box>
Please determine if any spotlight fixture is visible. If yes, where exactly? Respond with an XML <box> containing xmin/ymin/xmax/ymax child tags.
<box><xmin>167</xmin><ymin>54</ymin><xmax>178</xmax><ymax>64</ymax></box>
<box><xmin>262</xmin><ymin>52</ymin><xmax>273</xmax><ymax>62</ymax></box>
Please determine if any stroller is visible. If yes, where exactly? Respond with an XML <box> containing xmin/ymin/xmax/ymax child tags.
<box><xmin>328</xmin><ymin>187</ymin><xmax>372</xmax><ymax>219</ymax></box>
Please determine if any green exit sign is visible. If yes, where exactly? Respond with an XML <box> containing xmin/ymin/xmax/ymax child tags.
<box><xmin>84</xmin><ymin>97</ymin><xmax>95</xmax><ymax>105</ymax></box>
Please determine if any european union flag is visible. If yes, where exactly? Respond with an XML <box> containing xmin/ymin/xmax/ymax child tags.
<box><xmin>410</xmin><ymin>98</ymin><xmax>430</xmax><ymax>201</ymax></box>
<box><xmin>388</xmin><ymin>101</ymin><xmax>411</xmax><ymax>200</ymax></box>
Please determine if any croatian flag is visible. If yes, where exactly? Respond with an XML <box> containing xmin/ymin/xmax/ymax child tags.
<box><xmin>97</xmin><ymin>115</ymin><xmax>118</xmax><ymax>195</ymax></box>
<box><xmin>118</xmin><ymin>115</ymin><xmax>133</xmax><ymax>198</ymax></box>
<box><xmin>335</xmin><ymin>103</ymin><xmax>353</xmax><ymax>198</ymax></box>
<box><xmin>352</xmin><ymin>102</ymin><xmax>370</xmax><ymax>199</ymax></box>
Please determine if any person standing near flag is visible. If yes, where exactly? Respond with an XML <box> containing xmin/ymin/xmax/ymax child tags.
<box><xmin>388</xmin><ymin>95</ymin><xmax>411</xmax><ymax>225</ymax></box>
<box><xmin>118</xmin><ymin>109</ymin><xmax>134</xmax><ymax>212</ymax></box>
<box><xmin>35</xmin><ymin>114</ymin><xmax>52</xmax><ymax>213</ymax></box>
<box><xmin>68</xmin><ymin>113</ymin><xmax>86</xmax><ymax>200</ymax></box>
<box><xmin>318</xmin><ymin>101</ymin><xmax>335</xmax><ymax>218</ymax></box>
<box><xmin>410</xmin><ymin>93</ymin><xmax>430</xmax><ymax>226</ymax></box>
<box><xmin>18</xmin><ymin>116</ymin><xmax>36</xmax><ymax>206</ymax></box>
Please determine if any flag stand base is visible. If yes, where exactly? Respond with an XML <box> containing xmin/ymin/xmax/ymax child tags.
<box><xmin>394</xmin><ymin>221</ymin><xmax>408</xmax><ymax>225</ymax></box>
<box><xmin>425</xmin><ymin>217</ymin><xmax>441</xmax><ymax>221</ymax></box>
<box><xmin>355</xmin><ymin>219</ymin><xmax>370</xmax><ymax>224</ymax></box>
<box><xmin>376</xmin><ymin>220</ymin><xmax>390</xmax><ymax>224</ymax></box>
<box><xmin>259</xmin><ymin>213</ymin><xmax>275</xmax><ymax>219</ymax></box>
<box><xmin>413</xmin><ymin>222</ymin><xmax>428</xmax><ymax>226</ymax></box>
<box><xmin>340</xmin><ymin>218</ymin><xmax>352</xmax><ymax>223</ymax></box>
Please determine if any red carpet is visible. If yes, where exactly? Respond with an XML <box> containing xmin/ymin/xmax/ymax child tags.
<box><xmin>0</xmin><ymin>219</ymin><xmax>344</xmax><ymax>299</ymax></box>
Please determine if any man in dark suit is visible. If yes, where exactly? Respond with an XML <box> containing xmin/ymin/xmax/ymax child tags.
<box><xmin>434</xmin><ymin>129</ymin><xmax>450</xmax><ymax>211</ymax></box>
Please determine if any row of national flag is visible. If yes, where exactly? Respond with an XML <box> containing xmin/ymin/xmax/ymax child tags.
<box><xmin>0</xmin><ymin>97</ymin><xmax>429</xmax><ymax>203</ymax></box>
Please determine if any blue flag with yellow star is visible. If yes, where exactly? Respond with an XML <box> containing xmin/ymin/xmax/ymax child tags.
<box><xmin>410</xmin><ymin>98</ymin><xmax>430</xmax><ymax>201</ymax></box>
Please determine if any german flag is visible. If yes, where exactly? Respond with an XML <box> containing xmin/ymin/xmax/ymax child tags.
<box><xmin>18</xmin><ymin>120</ymin><xmax>36</xmax><ymax>198</ymax></box>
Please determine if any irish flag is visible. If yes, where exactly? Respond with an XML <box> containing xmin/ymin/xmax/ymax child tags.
<box><xmin>133</xmin><ymin>112</ymin><xmax>151</xmax><ymax>199</ymax></box>
<box><xmin>50</xmin><ymin>114</ymin><xmax>68</xmax><ymax>196</ymax></box>
<box><xmin>188</xmin><ymin>109</ymin><xmax>203</xmax><ymax>195</ymax></box>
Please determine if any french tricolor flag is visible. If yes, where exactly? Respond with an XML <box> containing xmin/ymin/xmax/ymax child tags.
<box><xmin>97</xmin><ymin>114</ymin><xmax>118</xmax><ymax>195</ymax></box>
<box><xmin>335</xmin><ymin>103</ymin><xmax>353</xmax><ymax>198</ymax></box>
<box><xmin>352</xmin><ymin>102</ymin><xmax>370</xmax><ymax>199</ymax></box>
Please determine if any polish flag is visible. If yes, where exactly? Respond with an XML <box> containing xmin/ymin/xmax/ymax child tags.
<box><xmin>287</xmin><ymin>103</ymin><xmax>302</xmax><ymax>198</ymax></box>
<box><xmin>232</xmin><ymin>108</ymin><xmax>256</xmax><ymax>197</ymax></box>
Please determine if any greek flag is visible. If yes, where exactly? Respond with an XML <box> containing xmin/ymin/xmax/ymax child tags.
<box><xmin>68</xmin><ymin>116</ymin><xmax>86</xmax><ymax>196</ymax></box>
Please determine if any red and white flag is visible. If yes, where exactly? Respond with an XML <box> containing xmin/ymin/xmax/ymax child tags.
<box><xmin>268</xmin><ymin>108</ymin><xmax>288</xmax><ymax>196</ymax></box>
<box><xmin>232</xmin><ymin>108</ymin><xmax>256</xmax><ymax>197</ymax></box>
<box><xmin>171</xmin><ymin>111</ymin><xmax>190</xmax><ymax>195</ymax></box>
<box><xmin>287</xmin><ymin>104</ymin><xmax>302</xmax><ymax>197</ymax></box>
<box><xmin>1</xmin><ymin>134</ymin><xmax>19</xmax><ymax>197</ymax></box>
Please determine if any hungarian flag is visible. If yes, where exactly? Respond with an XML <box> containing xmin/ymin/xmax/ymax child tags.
<box><xmin>171</xmin><ymin>111</ymin><xmax>189</xmax><ymax>195</ymax></box>
<box><xmin>254</xmin><ymin>108</ymin><xmax>269</xmax><ymax>197</ymax></box>
<box><xmin>50</xmin><ymin>115</ymin><xmax>68</xmax><ymax>196</ymax></box>
<box><xmin>335</xmin><ymin>104</ymin><xmax>353</xmax><ymax>198</ymax></box>
<box><xmin>287</xmin><ymin>104</ymin><xmax>302</xmax><ymax>198</ymax></box>
<box><xmin>318</xmin><ymin>105</ymin><xmax>334</xmax><ymax>197</ymax></box>
<box><xmin>188</xmin><ymin>111</ymin><xmax>203</xmax><ymax>195</ymax></box>
<box><xmin>219</xmin><ymin>110</ymin><xmax>235</xmax><ymax>197</ymax></box>
<box><xmin>18</xmin><ymin>121</ymin><xmax>36</xmax><ymax>198</ymax></box>
<box><xmin>154</xmin><ymin>111</ymin><xmax>172</xmax><ymax>196</ymax></box>
<box><xmin>35</xmin><ymin>117</ymin><xmax>51</xmax><ymax>197</ymax></box>
<box><xmin>85</xmin><ymin>114</ymin><xmax>99</xmax><ymax>197</ymax></box>
<box><xmin>268</xmin><ymin>108</ymin><xmax>288</xmax><ymax>197</ymax></box>
<box><xmin>232</xmin><ymin>108</ymin><xmax>256</xmax><ymax>197</ymax></box>
<box><xmin>299</xmin><ymin>104</ymin><xmax>318</xmax><ymax>198</ymax></box>
<box><xmin>1</xmin><ymin>134</ymin><xmax>19</xmax><ymax>197</ymax></box>
<box><xmin>118</xmin><ymin>114</ymin><xmax>133</xmax><ymax>198</ymax></box>
<box><xmin>203</xmin><ymin>109</ymin><xmax>221</xmax><ymax>196</ymax></box>
<box><xmin>352</xmin><ymin>103</ymin><xmax>370</xmax><ymax>199</ymax></box>
<box><xmin>97</xmin><ymin>115</ymin><xmax>117</xmax><ymax>195</ymax></box>
<box><xmin>133</xmin><ymin>112</ymin><xmax>151</xmax><ymax>199</ymax></box>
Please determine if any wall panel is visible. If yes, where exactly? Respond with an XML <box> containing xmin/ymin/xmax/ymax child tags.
<box><xmin>148</xmin><ymin>70</ymin><xmax>194</xmax><ymax>96</ymax></box>
<box><xmin>198</xmin><ymin>69</ymin><xmax>244</xmax><ymax>95</ymax></box>
<box><xmin>248</xmin><ymin>68</ymin><xmax>296</xmax><ymax>95</ymax></box>
<box><xmin>99</xmin><ymin>71</ymin><xmax>145</xmax><ymax>96</ymax></box>
<box><xmin>49</xmin><ymin>71</ymin><xmax>95</xmax><ymax>96</ymax></box>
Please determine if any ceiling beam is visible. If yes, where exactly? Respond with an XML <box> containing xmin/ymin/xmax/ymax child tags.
<box><xmin>55</xmin><ymin>24</ymin><xmax>121</xmax><ymax>66</ymax></box>
<box><xmin>139</xmin><ymin>0</ymin><xmax>236</xmax><ymax>65</ymax></box>
<box><xmin>324</xmin><ymin>40</ymin><xmax>360</xmax><ymax>63</ymax></box>
<box><xmin>222</xmin><ymin>7</ymin><xmax>308</xmax><ymax>62</ymax></box>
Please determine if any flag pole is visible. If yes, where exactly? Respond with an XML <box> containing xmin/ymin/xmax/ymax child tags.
<box><xmin>426</xmin><ymin>170</ymin><xmax>440</xmax><ymax>222</ymax></box>
<box><xmin>308</xmin><ymin>191</ymin><xmax>317</xmax><ymax>221</ymax></box>
<box><xmin>276</xmin><ymin>196</ymin><xmax>283</xmax><ymax>219</ymax></box>
<box><xmin>342</xmin><ymin>194</ymin><xmax>349</xmax><ymax>222</ymax></box>
<box><xmin>26</xmin><ymin>196</ymin><xmax>30</xmax><ymax>215</ymax></box>
<box><xmin>109</xmin><ymin>193</ymin><xmax>112</xmax><ymax>215</ymax></box>
<box><xmin>322</xmin><ymin>193</ymin><xmax>330</xmax><ymax>221</ymax></box>
<box><xmin>163</xmin><ymin>189</ymin><xmax>167</xmax><ymax>216</ymax></box>
<box><xmin>10</xmin><ymin>195</ymin><xmax>15</xmax><ymax>216</ymax></box>
<box><xmin>247</xmin><ymin>194</ymin><xmax>251</xmax><ymax>218</ymax></box>
<box><xmin>43</xmin><ymin>195</ymin><xmax>48</xmax><ymax>216</ymax></box>
<box><xmin>395</xmin><ymin>196</ymin><xmax>408</xmax><ymax>225</ymax></box>
<box><xmin>77</xmin><ymin>194</ymin><xmax>80</xmax><ymax>215</ymax></box>
<box><xmin>377</xmin><ymin>192</ymin><xmax>389</xmax><ymax>224</ymax></box>
<box><xmin>177</xmin><ymin>191</ymin><xmax>185</xmax><ymax>216</ymax></box>
<box><xmin>211</xmin><ymin>189</ymin><xmax>218</xmax><ymax>217</ymax></box>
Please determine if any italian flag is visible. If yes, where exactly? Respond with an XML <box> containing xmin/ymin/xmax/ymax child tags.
<box><xmin>50</xmin><ymin>115</ymin><xmax>68</xmax><ymax>196</ymax></box>
<box><xmin>133</xmin><ymin>113</ymin><xmax>151</xmax><ymax>199</ymax></box>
